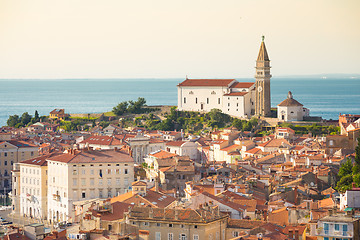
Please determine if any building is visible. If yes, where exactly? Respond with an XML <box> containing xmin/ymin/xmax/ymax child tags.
<box><xmin>177</xmin><ymin>37</ymin><xmax>272</xmax><ymax>118</ymax></box>
<box><xmin>340</xmin><ymin>184</ymin><xmax>360</xmax><ymax>211</ymax></box>
<box><xmin>46</xmin><ymin>148</ymin><xmax>134</xmax><ymax>223</ymax></box>
<box><xmin>277</xmin><ymin>91</ymin><xmax>309</xmax><ymax>121</ymax></box>
<box><xmin>49</xmin><ymin>109</ymin><xmax>68</xmax><ymax>120</ymax></box>
<box><xmin>315</xmin><ymin>210</ymin><xmax>360</xmax><ymax>240</ymax></box>
<box><xmin>0</xmin><ymin>140</ymin><xmax>39</xmax><ymax>193</ymax></box>
<box><xmin>125</xmin><ymin>203</ymin><xmax>229</xmax><ymax>240</ymax></box>
<box><xmin>12</xmin><ymin>153</ymin><xmax>60</xmax><ymax>221</ymax></box>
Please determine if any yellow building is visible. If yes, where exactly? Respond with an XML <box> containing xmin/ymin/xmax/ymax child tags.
<box><xmin>1</xmin><ymin>139</ymin><xmax>38</xmax><ymax>192</ymax></box>
<box><xmin>125</xmin><ymin>203</ymin><xmax>228</xmax><ymax>240</ymax></box>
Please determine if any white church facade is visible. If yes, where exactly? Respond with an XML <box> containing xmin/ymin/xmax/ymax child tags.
<box><xmin>177</xmin><ymin>37</ymin><xmax>272</xmax><ymax>118</ymax></box>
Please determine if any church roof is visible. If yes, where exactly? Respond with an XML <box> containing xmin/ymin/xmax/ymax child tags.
<box><xmin>177</xmin><ymin>79</ymin><xmax>235</xmax><ymax>87</ymax></box>
<box><xmin>257</xmin><ymin>36</ymin><xmax>270</xmax><ymax>61</ymax></box>
<box><xmin>230</xmin><ymin>82</ymin><xmax>255</xmax><ymax>88</ymax></box>
<box><xmin>278</xmin><ymin>91</ymin><xmax>303</xmax><ymax>107</ymax></box>
<box><xmin>224</xmin><ymin>92</ymin><xmax>248</xmax><ymax>96</ymax></box>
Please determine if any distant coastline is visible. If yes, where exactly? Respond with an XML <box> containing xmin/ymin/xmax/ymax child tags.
<box><xmin>0</xmin><ymin>77</ymin><xmax>359</xmax><ymax>127</ymax></box>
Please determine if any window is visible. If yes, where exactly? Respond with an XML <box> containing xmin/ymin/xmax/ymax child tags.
<box><xmin>156</xmin><ymin>223</ymin><xmax>161</xmax><ymax>227</ymax></box>
<box><xmin>116</xmin><ymin>178</ymin><xmax>120</xmax><ymax>185</ymax></box>
<box><xmin>90</xmin><ymin>169</ymin><xmax>94</xmax><ymax>175</ymax></box>
<box><xmin>168</xmin><ymin>233</ymin><xmax>173</xmax><ymax>240</ymax></box>
<box><xmin>116</xmin><ymin>169</ymin><xmax>120</xmax><ymax>174</ymax></box>
<box><xmin>180</xmin><ymin>234</ymin><xmax>186</xmax><ymax>240</ymax></box>
<box><xmin>184</xmin><ymin>97</ymin><xmax>186</xmax><ymax>104</ymax></box>
<box><xmin>99</xmin><ymin>189</ymin><xmax>103</xmax><ymax>198</ymax></box>
<box><xmin>81</xmin><ymin>169</ymin><xmax>86</xmax><ymax>175</ymax></box>
<box><xmin>107</xmin><ymin>169</ymin><xmax>111</xmax><ymax>174</ymax></box>
<box><xmin>4</xmin><ymin>153</ymin><xmax>7</xmax><ymax>157</ymax></box>
<box><xmin>108</xmin><ymin>225</ymin><xmax>112</xmax><ymax>231</ymax></box>
<box><xmin>169</xmin><ymin>224</ymin><xmax>173</xmax><ymax>227</ymax></box>
<box><xmin>335</xmin><ymin>224</ymin><xmax>339</xmax><ymax>231</ymax></box>
<box><xmin>180</xmin><ymin>224</ymin><xmax>185</xmax><ymax>228</ymax></box>
<box><xmin>108</xmin><ymin>189</ymin><xmax>112</xmax><ymax>197</ymax></box>
<box><xmin>207</xmin><ymin>98</ymin><xmax>209</xmax><ymax>104</ymax></box>
<box><xmin>218</xmin><ymin>98</ymin><xmax>220</xmax><ymax>104</ymax></box>
<box><xmin>233</xmin><ymin>231</ymin><xmax>239</xmax><ymax>237</ymax></box>
<box><xmin>195</xmin><ymin>98</ymin><xmax>197</xmax><ymax>104</ymax></box>
<box><xmin>73</xmin><ymin>170</ymin><xmax>77</xmax><ymax>175</ymax></box>
<box><xmin>99</xmin><ymin>179</ymin><xmax>103</xmax><ymax>185</ymax></box>
<box><xmin>228</xmin><ymin>103</ymin><xmax>230</xmax><ymax>107</ymax></box>
<box><xmin>90</xmin><ymin>178</ymin><xmax>94</xmax><ymax>186</ymax></box>
<box><xmin>81</xmin><ymin>178</ymin><xmax>86</xmax><ymax>186</ymax></box>
<box><xmin>193</xmin><ymin>235</ymin><xmax>199</xmax><ymax>240</ymax></box>
<box><xmin>82</xmin><ymin>192</ymin><xmax>86</xmax><ymax>198</ymax></box>
<box><xmin>73</xmin><ymin>179</ymin><xmax>77</xmax><ymax>186</ymax></box>
<box><xmin>194</xmin><ymin>225</ymin><xmax>198</xmax><ymax>229</ymax></box>
<box><xmin>156</xmin><ymin>232</ymin><xmax>161</xmax><ymax>240</ymax></box>
<box><xmin>124</xmin><ymin>169</ymin><xmax>128</xmax><ymax>174</ymax></box>
<box><xmin>107</xmin><ymin>178</ymin><xmax>111</xmax><ymax>185</ymax></box>
<box><xmin>4</xmin><ymin>161</ymin><xmax>7</xmax><ymax>166</ymax></box>
<box><xmin>144</xmin><ymin>222</ymin><xmax>149</xmax><ymax>226</ymax></box>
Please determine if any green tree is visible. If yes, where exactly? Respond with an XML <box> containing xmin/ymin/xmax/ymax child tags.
<box><xmin>34</xmin><ymin>110</ymin><xmax>40</xmax><ymax>122</ymax></box>
<box><xmin>112</xmin><ymin>101</ymin><xmax>128</xmax><ymax>116</ymax></box>
<box><xmin>338</xmin><ymin>159</ymin><xmax>353</xmax><ymax>179</ymax></box>
<box><xmin>20</xmin><ymin>112</ymin><xmax>32</xmax><ymax>126</ymax></box>
<box><xmin>336</xmin><ymin>175</ymin><xmax>353</xmax><ymax>192</ymax></box>
<box><xmin>7</xmin><ymin>115</ymin><xmax>20</xmax><ymax>127</ymax></box>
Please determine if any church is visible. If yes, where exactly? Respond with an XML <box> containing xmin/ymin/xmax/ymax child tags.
<box><xmin>177</xmin><ymin>37</ymin><xmax>272</xmax><ymax>118</ymax></box>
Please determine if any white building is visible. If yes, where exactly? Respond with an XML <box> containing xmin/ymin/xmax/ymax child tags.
<box><xmin>165</xmin><ymin>140</ymin><xmax>199</xmax><ymax>161</ymax></box>
<box><xmin>277</xmin><ymin>91</ymin><xmax>310</xmax><ymax>121</ymax></box>
<box><xmin>316</xmin><ymin>211</ymin><xmax>358</xmax><ymax>240</ymax></box>
<box><xmin>46</xmin><ymin>148</ymin><xmax>134</xmax><ymax>223</ymax></box>
<box><xmin>177</xmin><ymin>79</ymin><xmax>255</xmax><ymax>118</ymax></box>
<box><xmin>177</xmin><ymin>37</ymin><xmax>273</xmax><ymax>118</ymax></box>
<box><xmin>340</xmin><ymin>186</ymin><xmax>360</xmax><ymax>211</ymax></box>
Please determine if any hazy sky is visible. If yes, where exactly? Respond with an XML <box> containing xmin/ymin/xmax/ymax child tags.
<box><xmin>0</xmin><ymin>0</ymin><xmax>359</xmax><ymax>79</ymax></box>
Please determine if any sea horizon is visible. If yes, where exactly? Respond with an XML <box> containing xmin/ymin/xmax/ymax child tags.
<box><xmin>1</xmin><ymin>77</ymin><xmax>359</xmax><ymax>127</ymax></box>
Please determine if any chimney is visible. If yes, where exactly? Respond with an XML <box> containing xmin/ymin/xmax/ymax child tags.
<box><xmin>155</xmin><ymin>178</ymin><xmax>159</xmax><ymax>192</ymax></box>
<box><xmin>328</xmin><ymin>209</ymin><xmax>333</xmax><ymax>216</ymax></box>
<box><xmin>175</xmin><ymin>209</ymin><xmax>178</xmax><ymax>220</ymax></box>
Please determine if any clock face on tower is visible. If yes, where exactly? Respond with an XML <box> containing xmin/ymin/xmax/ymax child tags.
<box><xmin>258</xmin><ymin>86</ymin><xmax>263</xmax><ymax>92</ymax></box>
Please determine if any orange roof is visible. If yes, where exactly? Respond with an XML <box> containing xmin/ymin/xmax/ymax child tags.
<box><xmin>224</xmin><ymin>92</ymin><xmax>248</xmax><ymax>96</ymax></box>
<box><xmin>149</xmin><ymin>150</ymin><xmax>177</xmax><ymax>159</ymax></box>
<box><xmin>230</xmin><ymin>82</ymin><xmax>255</xmax><ymax>88</ymax></box>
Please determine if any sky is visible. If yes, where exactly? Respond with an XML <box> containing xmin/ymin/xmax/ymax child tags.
<box><xmin>0</xmin><ymin>0</ymin><xmax>359</xmax><ymax>79</ymax></box>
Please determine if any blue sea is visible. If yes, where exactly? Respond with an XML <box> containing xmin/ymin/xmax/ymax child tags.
<box><xmin>0</xmin><ymin>77</ymin><xmax>359</xmax><ymax>127</ymax></box>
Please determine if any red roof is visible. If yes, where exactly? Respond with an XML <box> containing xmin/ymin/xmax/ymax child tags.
<box><xmin>177</xmin><ymin>79</ymin><xmax>235</xmax><ymax>87</ymax></box>
<box><xmin>230</xmin><ymin>82</ymin><xmax>255</xmax><ymax>88</ymax></box>
<box><xmin>224</xmin><ymin>92</ymin><xmax>248</xmax><ymax>96</ymax></box>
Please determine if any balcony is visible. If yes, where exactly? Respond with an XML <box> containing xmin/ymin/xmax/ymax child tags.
<box><xmin>316</xmin><ymin>229</ymin><xmax>352</xmax><ymax>238</ymax></box>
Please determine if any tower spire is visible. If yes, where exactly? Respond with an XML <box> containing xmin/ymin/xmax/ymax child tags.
<box><xmin>254</xmin><ymin>36</ymin><xmax>271</xmax><ymax>117</ymax></box>
<box><xmin>257</xmin><ymin>36</ymin><xmax>269</xmax><ymax>62</ymax></box>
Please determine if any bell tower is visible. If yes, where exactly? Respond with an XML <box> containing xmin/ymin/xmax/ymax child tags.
<box><xmin>255</xmin><ymin>36</ymin><xmax>271</xmax><ymax>117</ymax></box>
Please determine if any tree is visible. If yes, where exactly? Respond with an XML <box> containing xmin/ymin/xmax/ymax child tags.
<box><xmin>20</xmin><ymin>112</ymin><xmax>32</xmax><ymax>126</ymax></box>
<box><xmin>338</xmin><ymin>159</ymin><xmax>353</xmax><ymax>179</ymax></box>
<box><xmin>34</xmin><ymin>110</ymin><xmax>40</xmax><ymax>122</ymax></box>
<box><xmin>112</xmin><ymin>101</ymin><xmax>128</xmax><ymax>116</ymax></box>
<box><xmin>7</xmin><ymin>115</ymin><xmax>20</xmax><ymax>127</ymax></box>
